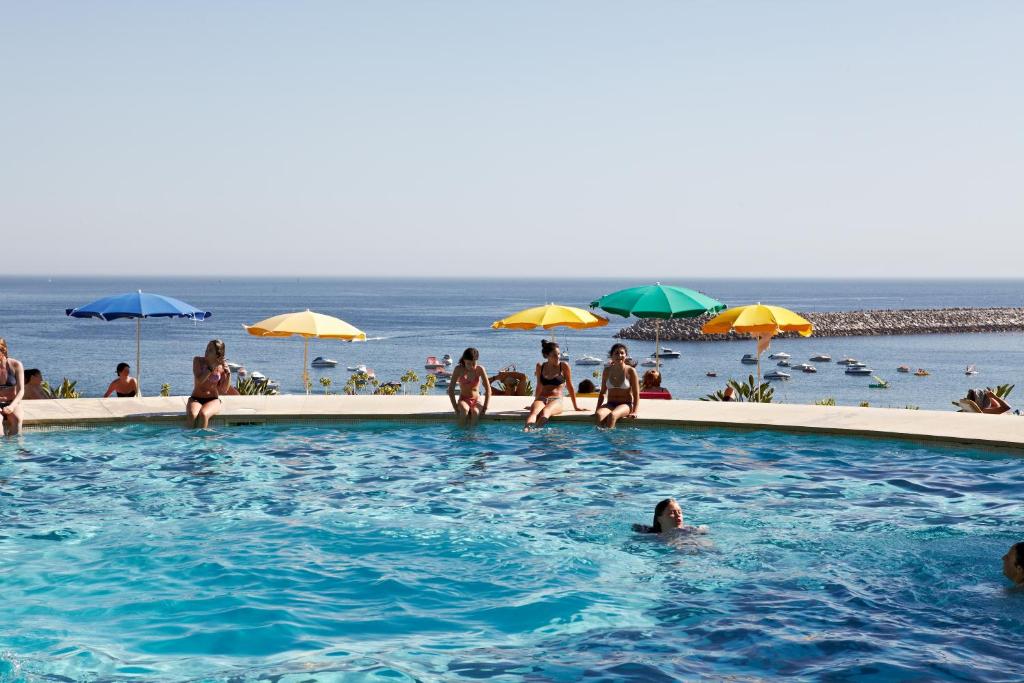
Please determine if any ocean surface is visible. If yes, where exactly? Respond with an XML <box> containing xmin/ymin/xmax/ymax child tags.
<box><xmin>2</xmin><ymin>277</ymin><xmax>1023</xmax><ymax>410</ymax></box>
<box><xmin>2</xmin><ymin>422</ymin><xmax>1022</xmax><ymax>681</ymax></box>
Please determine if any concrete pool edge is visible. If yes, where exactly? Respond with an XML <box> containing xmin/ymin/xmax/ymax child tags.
<box><xmin>16</xmin><ymin>395</ymin><xmax>1024</xmax><ymax>450</ymax></box>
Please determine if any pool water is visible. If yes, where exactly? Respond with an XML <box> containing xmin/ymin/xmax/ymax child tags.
<box><xmin>1</xmin><ymin>423</ymin><xmax>1022</xmax><ymax>681</ymax></box>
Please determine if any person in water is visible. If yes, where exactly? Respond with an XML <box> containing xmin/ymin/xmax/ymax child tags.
<box><xmin>0</xmin><ymin>338</ymin><xmax>25</xmax><ymax>436</ymax></box>
<box><xmin>23</xmin><ymin>369</ymin><xmax>48</xmax><ymax>400</ymax></box>
<box><xmin>448</xmin><ymin>347</ymin><xmax>491</xmax><ymax>427</ymax></box>
<box><xmin>1003</xmin><ymin>542</ymin><xmax>1024</xmax><ymax>585</ymax></box>
<box><xmin>525</xmin><ymin>339</ymin><xmax>583</xmax><ymax>429</ymax></box>
<box><xmin>103</xmin><ymin>362</ymin><xmax>141</xmax><ymax>398</ymax></box>
<box><xmin>633</xmin><ymin>498</ymin><xmax>708</xmax><ymax>534</ymax></box>
<box><xmin>595</xmin><ymin>343</ymin><xmax>640</xmax><ymax>428</ymax></box>
<box><xmin>186</xmin><ymin>339</ymin><xmax>231</xmax><ymax>429</ymax></box>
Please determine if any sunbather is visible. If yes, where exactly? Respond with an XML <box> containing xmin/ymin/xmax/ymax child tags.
<box><xmin>0</xmin><ymin>338</ymin><xmax>25</xmax><ymax>435</ymax></box>
<box><xmin>186</xmin><ymin>340</ymin><xmax>231</xmax><ymax>429</ymax></box>
<box><xmin>595</xmin><ymin>343</ymin><xmax>640</xmax><ymax>428</ymax></box>
<box><xmin>448</xmin><ymin>347</ymin><xmax>491</xmax><ymax>427</ymax></box>
<box><xmin>964</xmin><ymin>388</ymin><xmax>1012</xmax><ymax>414</ymax></box>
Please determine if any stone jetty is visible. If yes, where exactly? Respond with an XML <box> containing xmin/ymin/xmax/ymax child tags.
<box><xmin>615</xmin><ymin>307</ymin><xmax>1024</xmax><ymax>341</ymax></box>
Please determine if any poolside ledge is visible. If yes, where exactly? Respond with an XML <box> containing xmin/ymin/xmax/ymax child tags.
<box><xmin>18</xmin><ymin>396</ymin><xmax>1024</xmax><ymax>451</ymax></box>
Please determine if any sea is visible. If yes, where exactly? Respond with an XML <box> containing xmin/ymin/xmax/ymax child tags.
<box><xmin>2</xmin><ymin>277</ymin><xmax>1023</xmax><ymax>411</ymax></box>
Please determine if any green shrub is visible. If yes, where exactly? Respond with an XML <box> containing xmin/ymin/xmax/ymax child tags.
<box><xmin>859</xmin><ymin>401</ymin><xmax>870</xmax><ymax>408</ymax></box>
<box><xmin>42</xmin><ymin>378</ymin><xmax>80</xmax><ymax>399</ymax></box>
<box><xmin>319</xmin><ymin>377</ymin><xmax>333</xmax><ymax>395</ymax></box>
<box><xmin>345</xmin><ymin>370</ymin><xmax>378</xmax><ymax>395</ymax></box>
<box><xmin>814</xmin><ymin>397</ymin><xmax>836</xmax><ymax>406</ymax></box>
<box><xmin>700</xmin><ymin>375</ymin><xmax>773</xmax><ymax>403</ymax></box>
<box><xmin>160</xmin><ymin>383</ymin><xmax>171</xmax><ymax>397</ymax></box>
<box><xmin>235</xmin><ymin>376</ymin><xmax>279</xmax><ymax>395</ymax></box>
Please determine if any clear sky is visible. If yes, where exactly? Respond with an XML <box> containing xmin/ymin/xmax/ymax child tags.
<box><xmin>3</xmin><ymin>1</ymin><xmax>1022</xmax><ymax>277</ymax></box>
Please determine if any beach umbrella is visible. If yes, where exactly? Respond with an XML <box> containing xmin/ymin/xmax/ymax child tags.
<box><xmin>243</xmin><ymin>310</ymin><xmax>366</xmax><ymax>393</ymax></box>
<box><xmin>590</xmin><ymin>283</ymin><xmax>726</xmax><ymax>369</ymax></box>
<box><xmin>65</xmin><ymin>290</ymin><xmax>211</xmax><ymax>387</ymax></box>
<box><xmin>701</xmin><ymin>303</ymin><xmax>813</xmax><ymax>399</ymax></box>
<box><xmin>491</xmin><ymin>303</ymin><xmax>608</xmax><ymax>337</ymax></box>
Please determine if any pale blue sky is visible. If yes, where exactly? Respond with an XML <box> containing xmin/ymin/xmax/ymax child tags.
<box><xmin>3</xmin><ymin>2</ymin><xmax>1022</xmax><ymax>277</ymax></box>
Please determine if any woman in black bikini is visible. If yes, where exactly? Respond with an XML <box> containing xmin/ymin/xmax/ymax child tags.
<box><xmin>186</xmin><ymin>339</ymin><xmax>230</xmax><ymax>429</ymax></box>
<box><xmin>595</xmin><ymin>343</ymin><xmax>639</xmax><ymax>429</ymax></box>
<box><xmin>103</xmin><ymin>362</ymin><xmax>141</xmax><ymax>398</ymax></box>
<box><xmin>524</xmin><ymin>339</ymin><xmax>583</xmax><ymax>429</ymax></box>
<box><xmin>0</xmin><ymin>338</ymin><xmax>25</xmax><ymax>436</ymax></box>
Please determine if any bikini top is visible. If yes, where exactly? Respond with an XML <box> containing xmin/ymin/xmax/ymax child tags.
<box><xmin>0</xmin><ymin>361</ymin><xmax>15</xmax><ymax>387</ymax></box>
<box><xmin>458</xmin><ymin>369</ymin><xmax>478</xmax><ymax>389</ymax></box>
<box><xmin>606</xmin><ymin>368</ymin><xmax>632</xmax><ymax>390</ymax></box>
<box><xmin>116</xmin><ymin>390</ymin><xmax>138</xmax><ymax>397</ymax></box>
<box><xmin>538</xmin><ymin>363</ymin><xmax>565</xmax><ymax>386</ymax></box>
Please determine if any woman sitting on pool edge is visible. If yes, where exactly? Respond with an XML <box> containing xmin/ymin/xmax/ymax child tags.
<box><xmin>186</xmin><ymin>339</ymin><xmax>231</xmax><ymax>429</ymax></box>
<box><xmin>103</xmin><ymin>362</ymin><xmax>141</xmax><ymax>398</ymax></box>
<box><xmin>524</xmin><ymin>339</ymin><xmax>584</xmax><ymax>429</ymax></box>
<box><xmin>0</xmin><ymin>338</ymin><xmax>25</xmax><ymax>436</ymax></box>
<box><xmin>448</xmin><ymin>347</ymin><xmax>491</xmax><ymax>427</ymax></box>
<box><xmin>633</xmin><ymin>498</ymin><xmax>708</xmax><ymax>534</ymax></box>
<box><xmin>595</xmin><ymin>343</ymin><xmax>640</xmax><ymax>428</ymax></box>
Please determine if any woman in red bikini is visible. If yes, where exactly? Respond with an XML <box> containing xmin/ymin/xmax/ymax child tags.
<box><xmin>524</xmin><ymin>339</ymin><xmax>584</xmax><ymax>430</ymax></box>
<box><xmin>448</xmin><ymin>347</ymin><xmax>491</xmax><ymax>427</ymax></box>
<box><xmin>0</xmin><ymin>338</ymin><xmax>25</xmax><ymax>436</ymax></box>
<box><xmin>186</xmin><ymin>339</ymin><xmax>231</xmax><ymax>429</ymax></box>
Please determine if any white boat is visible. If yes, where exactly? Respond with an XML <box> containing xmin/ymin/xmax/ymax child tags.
<box><xmin>797</xmin><ymin>364</ymin><xmax>817</xmax><ymax>373</ymax></box>
<box><xmin>651</xmin><ymin>348</ymin><xmax>681</xmax><ymax>358</ymax></box>
<box><xmin>741</xmin><ymin>354</ymin><xmax>759</xmax><ymax>364</ymax></box>
<box><xmin>845</xmin><ymin>366</ymin><xmax>873</xmax><ymax>375</ymax></box>
<box><xmin>249</xmin><ymin>371</ymin><xmax>267</xmax><ymax>381</ymax></box>
<box><xmin>425</xmin><ymin>356</ymin><xmax>445</xmax><ymax>370</ymax></box>
<box><xmin>575</xmin><ymin>355</ymin><xmax>603</xmax><ymax>365</ymax></box>
<box><xmin>777</xmin><ymin>360</ymin><xmax>791</xmax><ymax>367</ymax></box>
<box><xmin>763</xmin><ymin>370</ymin><xmax>791</xmax><ymax>380</ymax></box>
<box><xmin>965</xmin><ymin>365</ymin><xmax>978</xmax><ymax>375</ymax></box>
<box><xmin>810</xmin><ymin>354</ymin><xmax>832</xmax><ymax>362</ymax></box>
<box><xmin>897</xmin><ymin>365</ymin><xmax>911</xmax><ymax>373</ymax></box>
<box><xmin>227</xmin><ymin>361</ymin><xmax>244</xmax><ymax>373</ymax></box>
<box><xmin>310</xmin><ymin>356</ymin><xmax>338</xmax><ymax>368</ymax></box>
<box><xmin>769</xmin><ymin>352</ymin><xmax>791</xmax><ymax>360</ymax></box>
<box><xmin>837</xmin><ymin>357</ymin><xmax>860</xmax><ymax>365</ymax></box>
<box><xmin>640</xmin><ymin>358</ymin><xmax>658</xmax><ymax>367</ymax></box>
<box><xmin>348</xmin><ymin>364</ymin><xmax>374</xmax><ymax>375</ymax></box>
<box><xmin>434</xmin><ymin>375</ymin><xmax>449</xmax><ymax>387</ymax></box>
<box><xmin>442</xmin><ymin>354</ymin><xmax>453</xmax><ymax>366</ymax></box>
<box><xmin>559</xmin><ymin>351</ymin><xmax>570</xmax><ymax>361</ymax></box>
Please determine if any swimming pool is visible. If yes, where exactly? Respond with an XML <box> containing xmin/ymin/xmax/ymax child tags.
<box><xmin>2</xmin><ymin>423</ymin><xmax>1022</xmax><ymax>681</ymax></box>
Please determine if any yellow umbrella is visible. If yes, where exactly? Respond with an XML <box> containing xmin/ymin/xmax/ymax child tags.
<box><xmin>491</xmin><ymin>303</ymin><xmax>608</xmax><ymax>333</ymax></box>
<box><xmin>244</xmin><ymin>309</ymin><xmax>366</xmax><ymax>393</ymax></box>
<box><xmin>701</xmin><ymin>304</ymin><xmax>813</xmax><ymax>398</ymax></box>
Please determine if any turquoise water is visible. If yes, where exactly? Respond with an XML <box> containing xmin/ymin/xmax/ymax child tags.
<box><xmin>1</xmin><ymin>423</ymin><xmax>1022</xmax><ymax>681</ymax></box>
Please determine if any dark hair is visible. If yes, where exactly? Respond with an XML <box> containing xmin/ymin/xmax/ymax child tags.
<box><xmin>642</xmin><ymin>369</ymin><xmax>661</xmax><ymax>389</ymax></box>
<box><xmin>459</xmin><ymin>347</ymin><xmax>479</xmax><ymax>367</ymax></box>
<box><xmin>541</xmin><ymin>339</ymin><xmax>560</xmax><ymax>358</ymax></box>
<box><xmin>578</xmin><ymin>379</ymin><xmax>596</xmax><ymax>393</ymax></box>
<box><xmin>116</xmin><ymin>362</ymin><xmax>130</xmax><ymax>374</ymax></box>
<box><xmin>608</xmin><ymin>343</ymin><xmax>628</xmax><ymax>358</ymax></box>
<box><xmin>1011</xmin><ymin>542</ymin><xmax>1024</xmax><ymax>570</ymax></box>
<box><xmin>650</xmin><ymin>498</ymin><xmax>675</xmax><ymax>533</ymax></box>
<box><xmin>966</xmin><ymin>389</ymin><xmax>979</xmax><ymax>403</ymax></box>
<box><xmin>25</xmin><ymin>368</ymin><xmax>41</xmax><ymax>382</ymax></box>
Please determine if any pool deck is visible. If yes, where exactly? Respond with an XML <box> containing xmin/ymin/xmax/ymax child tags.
<box><xmin>18</xmin><ymin>395</ymin><xmax>1024</xmax><ymax>450</ymax></box>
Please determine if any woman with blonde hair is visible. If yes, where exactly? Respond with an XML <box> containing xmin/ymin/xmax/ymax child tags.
<box><xmin>0</xmin><ymin>338</ymin><xmax>26</xmax><ymax>436</ymax></box>
<box><xmin>186</xmin><ymin>339</ymin><xmax>231</xmax><ymax>429</ymax></box>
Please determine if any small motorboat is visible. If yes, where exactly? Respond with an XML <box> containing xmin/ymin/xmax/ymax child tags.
<box><xmin>310</xmin><ymin>356</ymin><xmax>338</xmax><ymax>368</ymax></box>
<box><xmin>640</xmin><ymin>358</ymin><xmax>658</xmax><ymax>367</ymax></box>
<box><xmin>442</xmin><ymin>354</ymin><xmax>453</xmax><ymax>366</ymax></box>
<box><xmin>741</xmin><ymin>353</ymin><xmax>759</xmax><ymax>364</ymax></box>
<box><xmin>869</xmin><ymin>376</ymin><xmax>890</xmax><ymax>388</ymax></box>
<box><xmin>837</xmin><ymin>357</ymin><xmax>860</xmax><ymax>365</ymax></box>
<box><xmin>914</xmin><ymin>369</ymin><xmax>930</xmax><ymax>376</ymax></box>
<box><xmin>777</xmin><ymin>360</ymin><xmax>792</xmax><ymax>367</ymax></box>
<box><xmin>763</xmin><ymin>370</ymin><xmax>791</xmax><ymax>380</ymax></box>
<box><xmin>227</xmin><ymin>361</ymin><xmax>244</xmax><ymax>373</ymax></box>
<box><xmin>249</xmin><ymin>371</ymin><xmax>267</xmax><ymax>381</ymax></box>
<box><xmin>797</xmin><ymin>364</ymin><xmax>817</xmax><ymax>373</ymax></box>
<box><xmin>434</xmin><ymin>375</ymin><xmax>449</xmax><ymax>387</ymax></box>
<box><xmin>845</xmin><ymin>366</ymin><xmax>873</xmax><ymax>375</ymax></box>
<box><xmin>706</xmin><ymin>371</ymin><xmax>717</xmax><ymax>377</ymax></box>
<box><xmin>897</xmin><ymin>365</ymin><xmax>911</xmax><ymax>373</ymax></box>
<box><xmin>425</xmin><ymin>356</ymin><xmax>445</xmax><ymax>370</ymax></box>
<box><xmin>848</xmin><ymin>361</ymin><xmax>867</xmax><ymax>369</ymax></box>
<box><xmin>348</xmin><ymin>364</ymin><xmax>369</xmax><ymax>374</ymax></box>
<box><xmin>965</xmin><ymin>365</ymin><xmax>978</xmax><ymax>375</ymax></box>
<box><xmin>769</xmin><ymin>352</ymin><xmax>791</xmax><ymax>360</ymax></box>
<box><xmin>810</xmin><ymin>354</ymin><xmax>832</xmax><ymax>362</ymax></box>
<box><xmin>651</xmin><ymin>348</ymin><xmax>681</xmax><ymax>358</ymax></box>
<box><xmin>575</xmin><ymin>355</ymin><xmax>603</xmax><ymax>366</ymax></box>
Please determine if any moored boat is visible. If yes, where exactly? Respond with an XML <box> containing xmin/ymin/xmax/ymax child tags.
<box><xmin>575</xmin><ymin>355</ymin><xmax>603</xmax><ymax>366</ymax></box>
<box><xmin>651</xmin><ymin>348</ymin><xmax>681</xmax><ymax>358</ymax></box>
<box><xmin>769</xmin><ymin>352</ymin><xmax>791</xmax><ymax>359</ymax></box>
<box><xmin>965</xmin><ymin>365</ymin><xmax>978</xmax><ymax>375</ymax></box>
<box><xmin>914</xmin><ymin>368</ymin><xmax>930</xmax><ymax>376</ymax></box>
<box><xmin>845</xmin><ymin>366</ymin><xmax>873</xmax><ymax>375</ymax></box>
<box><xmin>310</xmin><ymin>356</ymin><xmax>338</xmax><ymax>368</ymax></box>
<box><xmin>763</xmin><ymin>370</ymin><xmax>791</xmax><ymax>380</ymax></box>
<box><xmin>425</xmin><ymin>356</ymin><xmax>445</xmax><ymax>370</ymax></box>
<box><xmin>810</xmin><ymin>354</ymin><xmax>832</xmax><ymax>362</ymax></box>
<box><xmin>741</xmin><ymin>353</ymin><xmax>758</xmax><ymax>364</ymax></box>
<box><xmin>897</xmin><ymin>365</ymin><xmax>911</xmax><ymax>373</ymax></box>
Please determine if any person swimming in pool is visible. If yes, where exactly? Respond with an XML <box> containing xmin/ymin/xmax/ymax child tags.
<box><xmin>595</xmin><ymin>343</ymin><xmax>640</xmax><ymax>429</ymax></box>
<box><xmin>0</xmin><ymin>338</ymin><xmax>25</xmax><ymax>436</ymax></box>
<box><xmin>103</xmin><ymin>362</ymin><xmax>141</xmax><ymax>398</ymax></box>
<box><xmin>186</xmin><ymin>339</ymin><xmax>231</xmax><ymax>429</ymax></box>
<box><xmin>524</xmin><ymin>339</ymin><xmax>583</xmax><ymax>429</ymax></box>
<box><xmin>1003</xmin><ymin>542</ymin><xmax>1024</xmax><ymax>586</ymax></box>
<box><xmin>448</xmin><ymin>347</ymin><xmax>491</xmax><ymax>427</ymax></box>
<box><xmin>633</xmin><ymin>498</ymin><xmax>708</xmax><ymax>535</ymax></box>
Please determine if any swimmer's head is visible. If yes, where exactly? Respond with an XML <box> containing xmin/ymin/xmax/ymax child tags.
<box><xmin>1003</xmin><ymin>542</ymin><xmax>1024</xmax><ymax>585</ymax></box>
<box><xmin>459</xmin><ymin>347</ymin><xmax>479</xmax><ymax>368</ymax></box>
<box><xmin>652</xmin><ymin>498</ymin><xmax>683</xmax><ymax>532</ymax></box>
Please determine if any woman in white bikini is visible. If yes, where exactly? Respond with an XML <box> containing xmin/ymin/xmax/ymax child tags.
<box><xmin>0</xmin><ymin>338</ymin><xmax>25</xmax><ymax>436</ymax></box>
<box><xmin>524</xmin><ymin>339</ymin><xmax>583</xmax><ymax>429</ymax></box>
<box><xmin>448</xmin><ymin>347</ymin><xmax>491</xmax><ymax>427</ymax></box>
<box><xmin>595</xmin><ymin>343</ymin><xmax>640</xmax><ymax>429</ymax></box>
<box><xmin>185</xmin><ymin>339</ymin><xmax>231</xmax><ymax>429</ymax></box>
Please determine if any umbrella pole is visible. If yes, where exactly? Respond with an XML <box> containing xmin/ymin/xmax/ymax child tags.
<box><xmin>303</xmin><ymin>338</ymin><xmax>310</xmax><ymax>395</ymax></box>
<box><xmin>136</xmin><ymin>318</ymin><xmax>141</xmax><ymax>388</ymax></box>
<box><xmin>655</xmin><ymin>320</ymin><xmax>661</xmax><ymax>372</ymax></box>
<box><xmin>755</xmin><ymin>338</ymin><xmax>761</xmax><ymax>402</ymax></box>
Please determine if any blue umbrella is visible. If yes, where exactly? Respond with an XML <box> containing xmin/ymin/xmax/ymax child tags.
<box><xmin>66</xmin><ymin>290</ymin><xmax>211</xmax><ymax>388</ymax></box>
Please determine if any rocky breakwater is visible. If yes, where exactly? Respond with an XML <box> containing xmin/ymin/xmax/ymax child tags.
<box><xmin>616</xmin><ymin>307</ymin><xmax>1024</xmax><ymax>341</ymax></box>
